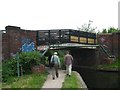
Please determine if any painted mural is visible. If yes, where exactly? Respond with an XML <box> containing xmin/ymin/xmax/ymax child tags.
<box><xmin>21</xmin><ymin>38</ymin><xmax>35</xmax><ymax>52</ymax></box>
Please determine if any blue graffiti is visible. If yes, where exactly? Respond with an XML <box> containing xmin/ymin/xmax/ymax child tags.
<box><xmin>21</xmin><ymin>38</ymin><xmax>35</xmax><ymax>52</ymax></box>
<box><xmin>22</xmin><ymin>38</ymin><xmax>33</xmax><ymax>45</ymax></box>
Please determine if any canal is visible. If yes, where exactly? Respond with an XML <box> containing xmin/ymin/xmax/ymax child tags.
<box><xmin>73</xmin><ymin>66</ymin><xmax>119</xmax><ymax>89</ymax></box>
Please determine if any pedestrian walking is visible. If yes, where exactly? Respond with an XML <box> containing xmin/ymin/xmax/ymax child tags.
<box><xmin>64</xmin><ymin>51</ymin><xmax>73</xmax><ymax>77</ymax></box>
<box><xmin>50</xmin><ymin>52</ymin><xmax>61</xmax><ymax>80</ymax></box>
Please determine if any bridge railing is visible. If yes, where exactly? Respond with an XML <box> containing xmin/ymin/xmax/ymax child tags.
<box><xmin>100</xmin><ymin>45</ymin><xmax>115</xmax><ymax>59</ymax></box>
<box><xmin>36</xmin><ymin>29</ymin><xmax>97</xmax><ymax>46</ymax></box>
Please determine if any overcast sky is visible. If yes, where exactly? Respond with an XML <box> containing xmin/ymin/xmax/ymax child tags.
<box><xmin>0</xmin><ymin>0</ymin><xmax>119</xmax><ymax>32</ymax></box>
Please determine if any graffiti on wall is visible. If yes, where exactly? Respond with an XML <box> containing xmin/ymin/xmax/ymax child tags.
<box><xmin>21</xmin><ymin>38</ymin><xmax>35</xmax><ymax>52</ymax></box>
<box><xmin>100</xmin><ymin>36</ymin><xmax>111</xmax><ymax>46</ymax></box>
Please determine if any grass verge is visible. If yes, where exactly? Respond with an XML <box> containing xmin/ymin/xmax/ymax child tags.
<box><xmin>2</xmin><ymin>72</ymin><xmax>48</xmax><ymax>89</ymax></box>
<box><xmin>62</xmin><ymin>71</ymin><xmax>81</xmax><ymax>89</ymax></box>
<box><xmin>96</xmin><ymin>58</ymin><xmax>120</xmax><ymax>70</ymax></box>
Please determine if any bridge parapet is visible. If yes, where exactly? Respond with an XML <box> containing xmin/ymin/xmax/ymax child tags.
<box><xmin>37</xmin><ymin>29</ymin><xmax>97</xmax><ymax>46</ymax></box>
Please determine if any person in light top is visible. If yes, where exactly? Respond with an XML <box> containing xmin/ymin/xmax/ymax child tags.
<box><xmin>50</xmin><ymin>52</ymin><xmax>61</xmax><ymax>80</ymax></box>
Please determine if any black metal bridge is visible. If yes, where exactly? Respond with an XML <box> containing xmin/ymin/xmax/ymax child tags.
<box><xmin>36</xmin><ymin>29</ymin><xmax>115</xmax><ymax>61</ymax></box>
<box><xmin>36</xmin><ymin>29</ymin><xmax>97</xmax><ymax>46</ymax></box>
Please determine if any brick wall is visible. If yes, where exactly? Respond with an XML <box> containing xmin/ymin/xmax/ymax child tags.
<box><xmin>2</xmin><ymin>26</ymin><xmax>37</xmax><ymax>60</ymax></box>
<box><xmin>112</xmin><ymin>33</ymin><xmax>119</xmax><ymax>58</ymax></box>
<box><xmin>97</xmin><ymin>33</ymin><xmax>113</xmax><ymax>52</ymax></box>
<box><xmin>2</xmin><ymin>31</ymin><xmax>10</xmax><ymax>60</ymax></box>
<box><xmin>97</xmin><ymin>33</ymin><xmax>120</xmax><ymax>64</ymax></box>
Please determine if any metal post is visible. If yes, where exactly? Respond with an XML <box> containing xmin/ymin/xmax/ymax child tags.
<box><xmin>20</xmin><ymin>65</ymin><xmax>23</xmax><ymax>76</ymax></box>
<box><xmin>16</xmin><ymin>52</ymin><xmax>20</xmax><ymax>77</ymax></box>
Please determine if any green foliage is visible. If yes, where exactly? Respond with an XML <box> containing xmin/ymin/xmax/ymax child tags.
<box><xmin>96</xmin><ymin>57</ymin><xmax>120</xmax><ymax>70</ymax></box>
<box><xmin>2</xmin><ymin>58</ymin><xmax>17</xmax><ymax>82</ymax></box>
<box><xmin>62</xmin><ymin>72</ymin><xmax>81</xmax><ymax>88</ymax></box>
<box><xmin>41</xmin><ymin>56</ymin><xmax>47</xmax><ymax>65</ymax></box>
<box><xmin>60</xmin><ymin>56</ymin><xmax>65</xmax><ymax>69</ymax></box>
<box><xmin>111</xmin><ymin>58</ymin><xmax>120</xmax><ymax>67</ymax></box>
<box><xmin>102</xmin><ymin>29</ymin><xmax>107</xmax><ymax>33</ymax></box>
<box><xmin>77</xmin><ymin>20</ymin><xmax>97</xmax><ymax>33</ymax></box>
<box><xmin>101</xmin><ymin>27</ymin><xmax>120</xmax><ymax>33</ymax></box>
<box><xmin>19</xmin><ymin>51</ymin><xmax>41</xmax><ymax>74</ymax></box>
<box><xmin>2</xmin><ymin>51</ymin><xmax>41</xmax><ymax>82</ymax></box>
<box><xmin>108</xmin><ymin>27</ymin><xmax>119</xmax><ymax>33</ymax></box>
<box><xmin>56</xmin><ymin>50</ymin><xmax>66</xmax><ymax>69</ymax></box>
<box><xmin>19</xmin><ymin>51</ymin><xmax>41</xmax><ymax>64</ymax></box>
<box><xmin>2</xmin><ymin>72</ymin><xmax>48</xmax><ymax>88</ymax></box>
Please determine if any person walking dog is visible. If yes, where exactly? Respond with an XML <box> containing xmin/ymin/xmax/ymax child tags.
<box><xmin>50</xmin><ymin>52</ymin><xmax>61</xmax><ymax>80</ymax></box>
<box><xmin>64</xmin><ymin>51</ymin><xmax>73</xmax><ymax>77</ymax></box>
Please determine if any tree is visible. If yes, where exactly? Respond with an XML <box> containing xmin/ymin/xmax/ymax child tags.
<box><xmin>101</xmin><ymin>27</ymin><xmax>120</xmax><ymax>33</ymax></box>
<box><xmin>108</xmin><ymin>27</ymin><xmax>119</xmax><ymax>33</ymax></box>
<box><xmin>102</xmin><ymin>29</ymin><xmax>107</xmax><ymax>33</ymax></box>
<box><xmin>97</xmin><ymin>30</ymin><xmax>101</xmax><ymax>34</ymax></box>
<box><xmin>77</xmin><ymin>20</ymin><xmax>97</xmax><ymax>33</ymax></box>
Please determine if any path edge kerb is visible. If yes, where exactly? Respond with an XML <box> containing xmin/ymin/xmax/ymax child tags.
<box><xmin>73</xmin><ymin>71</ymin><xmax>88</xmax><ymax>89</ymax></box>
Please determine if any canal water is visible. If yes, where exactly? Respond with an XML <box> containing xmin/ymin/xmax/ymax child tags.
<box><xmin>73</xmin><ymin>66</ymin><xmax>119</xmax><ymax>89</ymax></box>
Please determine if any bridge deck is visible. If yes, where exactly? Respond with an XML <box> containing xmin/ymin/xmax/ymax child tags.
<box><xmin>50</xmin><ymin>43</ymin><xmax>99</xmax><ymax>49</ymax></box>
<box><xmin>37</xmin><ymin>43</ymin><xmax>99</xmax><ymax>52</ymax></box>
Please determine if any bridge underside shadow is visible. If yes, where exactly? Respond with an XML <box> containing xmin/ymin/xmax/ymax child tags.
<box><xmin>70</xmin><ymin>47</ymin><xmax>99</xmax><ymax>67</ymax></box>
<box><xmin>47</xmin><ymin>43</ymin><xmax>100</xmax><ymax>67</ymax></box>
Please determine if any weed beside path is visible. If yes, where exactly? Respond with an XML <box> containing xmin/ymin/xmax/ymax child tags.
<box><xmin>62</xmin><ymin>71</ymin><xmax>82</xmax><ymax>89</ymax></box>
<box><xmin>2</xmin><ymin>72</ymin><xmax>48</xmax><ymax>88</ymax></box>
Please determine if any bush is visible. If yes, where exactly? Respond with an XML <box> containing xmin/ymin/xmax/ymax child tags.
<box><xmin>2</xmin><ymin>58</ymin><xmax>17</xmax><ymax>82</ymax></box>
<box><xmin>58</xmin><ymin>50</ymin><xmax>66</xmax><ymax>70</ymax></box>
<box><xmin>19</xmin><ymin>51</ymin><xmax>41</xmax><ymax>74</ymax></box>
<box><xmin>2</xmin><ymin>51</ymin><xmax>41</xmax><ymax>82</ymax></box>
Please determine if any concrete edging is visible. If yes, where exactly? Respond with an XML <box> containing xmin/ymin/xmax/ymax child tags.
<box><xmin>73</xmin><ymin>71</ymin><xmax>88</xmax><ymax>89</ymax></box>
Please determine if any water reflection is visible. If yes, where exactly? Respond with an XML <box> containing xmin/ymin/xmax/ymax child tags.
<box><xmin>73</xmin><ymin>66</ymin><xmax>119</xmax><ymax>89</ymax></box>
